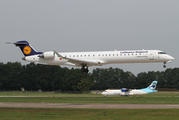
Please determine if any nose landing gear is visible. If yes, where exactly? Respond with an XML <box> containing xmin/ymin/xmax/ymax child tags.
<box><xmin>163</xmin><ymin>62</ymin><xmax>166</xmax><ymax>68</ymax></box>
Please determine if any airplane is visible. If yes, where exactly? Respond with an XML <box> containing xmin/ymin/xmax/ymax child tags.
<box><xmin>101</xmin><ymin>81</ymin><xmax>158</xmax><ymax>96</ymax></box>
<box><xmin>10</xmin><ymin>40</ymin><xmax>174</xmax><ymax>73</ymax></box>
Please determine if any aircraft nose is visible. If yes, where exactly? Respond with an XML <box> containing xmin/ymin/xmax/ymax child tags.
<box><xmin>169</xmin><ymin>56</ymin><xmax>175</xmax><ymax>61</ymax></box>
<box><xmin>101</xmin><ymin>92</ymin><xmax>106</xmax><ymax>95</ymax></box>
<box><xmin>166</xmin><ymin>55</ymin><xmax>174</xmax><ymax>63</ymax></box>
<box><xmin>172</xmin><ymin>56</ymin><xmax>174</xmax><ymax>60</ymax></box>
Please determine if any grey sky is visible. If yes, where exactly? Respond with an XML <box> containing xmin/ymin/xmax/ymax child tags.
<box><xmin>0</xmin><ymin>0</ymin><xmax>178</xmax><ymax>75</ymax></box>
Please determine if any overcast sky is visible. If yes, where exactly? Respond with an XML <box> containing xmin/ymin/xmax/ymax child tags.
<box><xmin>0</xmin><ymin>0</ymin><xmax>178</xmax><ymax>75</ymax></box>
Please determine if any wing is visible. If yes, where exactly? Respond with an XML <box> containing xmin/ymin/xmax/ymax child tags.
<box><xmin>54</xmin><ymin>51</ymin><xmax>103</xmax><ymax>67</ymax></box>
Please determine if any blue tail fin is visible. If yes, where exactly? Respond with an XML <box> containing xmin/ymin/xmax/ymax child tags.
<box><xmin>14</xmin><ymin>41</ymin><xmax>42</xmax><ymax>56</ymax></box>
<box><xmin>139</xmin><ymin>81</ymin><xmax>158</xmax><ymax>93</ymax></box>
<box><xmin>148</xmin><ymin>81</ymin><xmax>158</xmax><ymax>90</ymax></box>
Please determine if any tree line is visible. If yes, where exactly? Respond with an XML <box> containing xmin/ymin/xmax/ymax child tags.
<box><xmin>0</xmin><ymin>62</ymin><xmax>179</xmax><ymax>91</ymax></box>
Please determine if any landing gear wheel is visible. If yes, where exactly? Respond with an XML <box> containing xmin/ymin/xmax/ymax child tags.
<box><xmin>163</xmin><ymin>62</ymin><xmax>166</xmax><ymax>68</ymax></box>
<box><xmin>81</xmin><ymin>67</ymin><xmax>89</xmax><ymax>73</ymax></box>
<box><xmin>81</xmin><ymin>68</ymin><xmax>85</xmax><ymax>72</ymax></box>
<box><xmin>84</xmin><ymin>68</ymin><xmax>89</xmax><ymax>73</ymax></box>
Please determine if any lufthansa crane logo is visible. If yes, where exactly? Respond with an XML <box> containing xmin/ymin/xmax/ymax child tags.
<box><xmin>23</xmin><ymin>46</ymin><xmax>31</xmax><ymax>55</ymax></box>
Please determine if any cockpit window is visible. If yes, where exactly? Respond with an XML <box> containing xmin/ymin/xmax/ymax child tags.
<box><xmin>158</xmin><ymin>52</ymin><xmax>166</xmax><ymax>54</ymax></box>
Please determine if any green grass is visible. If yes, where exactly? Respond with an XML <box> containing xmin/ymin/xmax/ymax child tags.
<box><xmin>0</xmin><ymin>91</ymin><xmax>65</xmax><ymax>96</ymax></box>
<box><xmin>0</xmin><ymin>108</ymin><xmax>179</xmax><ymax>120</ymax></box>
<box><xmin>0</xmin><ymin>91</ymin><xmax>179</xmax><ymax>97</ymax></box>
<box><xmin>0</xmin><ymin>92</ymin><xmax>179</xmax><ymax>120</ymax></box>
<box><xmin>0</xmin><ymin>92</ymin><xmax>179</xmax><ymax>104</ymax></box>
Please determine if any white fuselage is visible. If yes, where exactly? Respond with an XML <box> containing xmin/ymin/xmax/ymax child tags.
<box><xmin>24</xmin><ymin>50</ymin><xmax>174</xmax><ymax>67</ymax></box>
<box><xmin>101</xmin><ymin>81</ymin><xmax>158</xmax><ymax>96</ymax></box>
<box><xmin>101</xmin><ymin>89</ymin><xmax>148</xmax><ymax>96</ymax></box>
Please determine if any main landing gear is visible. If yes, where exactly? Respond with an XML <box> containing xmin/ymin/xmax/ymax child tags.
<box><xmin>163</xmin><ymin>62</ymin><xmax>166</xmax><ymax>68</ymax></box>
<box><xmin>81</xmin><ymin>66</ymin><xmax>89</xmax><ymax>73</ymax></box>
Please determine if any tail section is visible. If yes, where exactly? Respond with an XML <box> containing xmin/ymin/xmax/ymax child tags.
<box><xmin>14</xmin><ymin>41</ymin><xmax>42</xmax><ymax>56</ymax></box>
<box><xmin>148</xmin><ymin>81</ymin><xmax>158</xmax><ymax>90</ymax></box>
<box><xmin>139</xmin><ymin>81</ymin><xmax>158</xmax><ymax>93</ymax></box>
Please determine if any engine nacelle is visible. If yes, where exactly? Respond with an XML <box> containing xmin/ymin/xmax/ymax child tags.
<box><xmin>38</xmin><ymin>51</ymin><xmax>55</xmax><ymax>59</ymax></box>
<box><xmin>121</xmin><ymin>88</ymin><xmax>129</xmax><ymax>92</ymax></box>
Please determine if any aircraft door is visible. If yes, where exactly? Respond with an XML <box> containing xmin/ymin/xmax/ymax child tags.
<box><xmin>149</xmin><ymin>51</ymin><xmax>154</xmax><ymax>60</ymax></box>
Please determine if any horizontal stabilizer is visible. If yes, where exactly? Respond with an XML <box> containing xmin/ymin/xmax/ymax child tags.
<box><xmin>6</xmin><ymin>42</ymin><xmax>14</xmax><ymax>44</ymax></box>
<box><xmin>14</xmin><ymin>41</ymin><xmax>28</xmax><ymax>46</ymax></box>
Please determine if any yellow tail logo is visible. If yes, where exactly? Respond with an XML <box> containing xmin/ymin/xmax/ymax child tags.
<box><xmin>23</xmin><ymin>46</ymin><xmax>32</xmax><ymax>55</ymax></box>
